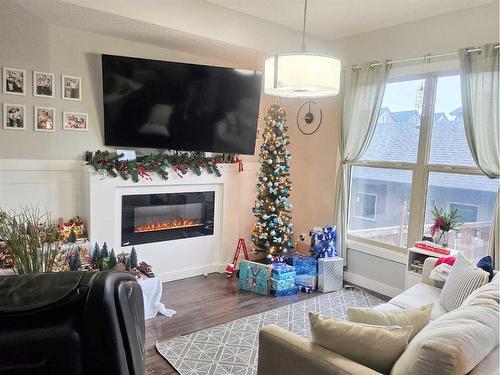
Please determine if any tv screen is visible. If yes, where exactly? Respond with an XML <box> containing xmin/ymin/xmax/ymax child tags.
<box><xmin>102</xmin><ymin>54</ymin><xmax>262</xmax><ymax>154</ymax></box>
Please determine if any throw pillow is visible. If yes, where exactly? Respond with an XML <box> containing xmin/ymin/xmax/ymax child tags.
<box><xmin>476</xmin><ymin>255</ymin><xmax>494</xmax><ymax>281</ymax></box>
<box><xmin>347</xmin><ymin>304</ymin><xmax>432</xmax><ymax>341</ymax></box>
<box><xmin>308</xmin><ymin>312</ymin><xmax>412</xmax><ymax>374</ymax></box>
<box><xmin>435</xmin><ymin>256</ymin><xmax>456</xmax><ymax>267</ymax></box>
<box><xmin>440</xmin><ymin>253</ymin><xmax>489</xmax><ymax>311</ymax></box>
<box><xmin>391</xmin><ymin>283</ymin><xmax>499</xmax><ymax>375</ymax></box>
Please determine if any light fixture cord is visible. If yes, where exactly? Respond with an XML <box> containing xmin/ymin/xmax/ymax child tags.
<box><xmin>301</xmin><ymin>0</ymin><xmax>308</xmax><ymax>52</ymax></box>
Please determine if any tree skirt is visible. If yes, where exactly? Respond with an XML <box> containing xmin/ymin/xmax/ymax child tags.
<box><xmin>156</xmin><ymin>287</ymin><xmax>384</xmax><ymax>375</ymax></box>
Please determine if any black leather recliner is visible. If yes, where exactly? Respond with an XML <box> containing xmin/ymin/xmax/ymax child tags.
<box><xmin>0</xmin><ymin>271</ymin><xmax>145</xmax><ymax>375</ymax></box>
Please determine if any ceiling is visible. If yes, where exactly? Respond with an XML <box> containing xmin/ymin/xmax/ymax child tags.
<box><xmin>206</xmin><ymin>0</ymin><xmax>496</xmax><ymax>40</ymax></box>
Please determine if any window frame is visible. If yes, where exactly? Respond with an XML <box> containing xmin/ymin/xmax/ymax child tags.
<box><xmin>347</xmin><ymin>71</ymin><xmax>489</xmax><ymax>253</ymax></box>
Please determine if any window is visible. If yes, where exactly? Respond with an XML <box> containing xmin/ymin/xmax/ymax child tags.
<box><xmin>425</xmin><ymin>172</ymin><xmax>496</xmax><ymax>262</ymax></box>
<box><xmin>448</xmin><ymin>203</ymin><xmax>479</xmax><ymax>223</ymax></box>
<box><xmin>353</xmin><ymin>192</ymin><xmax>377</xmax><ymax>220</ymax></box>
<box><xmin>348</xmin><ymin>73</ymin><xmax>498</xmax><ymax>258</ymax></box>
<box><xmin>349</xmin><ymin>167</ymin><xmax>412</xmax><ymax>247</ymax></box>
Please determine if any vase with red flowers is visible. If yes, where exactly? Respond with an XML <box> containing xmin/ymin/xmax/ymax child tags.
<box><xmin>430</xmin><ymin>206</ymin><xmax>461</xmax><ymax>248</ymax></box>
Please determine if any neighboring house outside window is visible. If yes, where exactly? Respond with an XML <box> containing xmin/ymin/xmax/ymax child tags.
<box><xmin>347</xmin><ymin>74</ymin><xmax>498</xmax><ymax>262</ymax></box>
<box><xmin>352</xmin><ymin>192</ymin><xmax>377</xmax><ymax>221</ymax></box>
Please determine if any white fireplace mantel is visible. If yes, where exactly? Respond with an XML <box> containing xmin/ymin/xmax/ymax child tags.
<box><xmin>83</xmin><ymin>163</ymin><xmax>242</xmax><ymax>282</ymax></box>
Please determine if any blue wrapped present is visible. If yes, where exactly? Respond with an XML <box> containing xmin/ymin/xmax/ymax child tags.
<box><xmin>271</xmin><ymin>277</ymin><xmax>296</xmax><ymax>291</ymax></box>
<box><xmin>239</xmin><ymin>260</ymin><xmax>271</xmax><ymax>295</ymax></box>
<box><xmin>310</xmin><ymin>225</ymin><xmax>337</xmax><ymax>258</ymax></box>
<box><xmin>271</xmin><ymin>263</ymin><xmax>296</xmax><ymax>280</ymax></box>
<box><xmin>294</xmin><ymin>274</ymin><xmax>317</xmax><ymax>289</ymax></box>
<box><xmin>271</xmin><ymin>286</ymin><xmax>299</xmax><ymax>297</ymax></box>
<box><xmin>293</xmin><ymin>256</ymin><xmax>318</xmax><ymax>275</ymax></box>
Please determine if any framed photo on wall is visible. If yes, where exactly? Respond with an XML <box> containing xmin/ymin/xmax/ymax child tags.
<box><xmin>34</xmin><ymin>106</ymin><xmax>56</xmax><ymax>132</ymax></box>
<box><xmin>3</xmin><ymin>67</ymin><xmax>26</xmax><ymax>95</ymax></box>
<box><xmin>33</xmin><ymin>71</ymin><xmax>55</xmax><ymax>98</ymax></box>
<box><xmin>3</xmin><ymin>103</ymin><xmax>26</xmax><ymax>130</ymax></box>
<box><xmin>62</xmin><ymin>75</ymin><xmax>81</xmax><ymax>101</ymax></box>
<box><xmin>63</xmin><ymin>112</ymin><xmax>88</xmax><ymax>131</ymax></box>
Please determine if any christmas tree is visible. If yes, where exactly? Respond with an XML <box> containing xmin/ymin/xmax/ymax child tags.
<box><xmin>101</xmin><ymin>242</ymin><xmax>109</xmax><ymax>258</ymax></box>
<box><xmin>108</xmin><ymin>248</ymin><xmax>117</xmax><ymax>269</ymax></box>
<box><xmin>92</xmin><ymin>242</ymin><xmax>101</xmax><ymax>270</ymax></box>
<box><xmin>251</xmin><ymin>104</ymin><xmax>293</xmax><ymax>261</ymax></box>
<box><xmin>130</xmin><ymin>247</ymin><xmax>138</xmax><ymax>268</ymax></box>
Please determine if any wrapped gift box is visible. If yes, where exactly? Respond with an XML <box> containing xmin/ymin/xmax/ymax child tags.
<box><xmin>318</xmin><ymin>256</ymin><xmax>343</xmax><ymax>293</ymax></box>
<box><xmin>271</xmin><ymin>277</ymin><xmax>296</xmax><ymax>291</ymax></box>
<box><xmin>271</xmin><ymin>263</ymin><xmax>296</xmax><ymax>280</ymax></box>
<box><xmin>271</xmin><ymin>286</ymin><xmax>298</xmax><ymax>297</ymax></box>
<box><xmin>310</xmin><ymin>225</ymin><xmax>337</xmax><ymax>258</ymax></box>
<box><xmin>239</xmin><ymin>260</ymin><xmax>271</xmax><ymax>296</ymax></box>
<box><xmin>294</xmin><ymin>273</ymin><xmax>317</xmax><ymax>289</ymax></box>
<box><xmin>292</xmin><ymin>256</ymin><xmax>318</xmax><ymax>275</ymax></box>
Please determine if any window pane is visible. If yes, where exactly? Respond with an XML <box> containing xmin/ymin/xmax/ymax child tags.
<box><xmin>429</xmin><ymin>75</ymin><xmax>476</xmax><ymax>166</ymax></box>
<box><xmin>362</xmin><ymin>79</ymin><xmax>424</xmax><ymax>163</ymax></box>
<box><xmin>349</xmin><ymin>166</ymin><xmax>413</xmax><ymax>248</ymax></box>
<box><xmin>424</xmin><ymin>172</ymin><xmax>498</xmax><ymax>262</ymax></box>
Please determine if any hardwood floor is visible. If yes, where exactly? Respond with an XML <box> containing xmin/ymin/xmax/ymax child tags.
<box><xmin>144</xmin><ymin>272</ymin><xmax>389</xmax><ymax>374</ymax></box>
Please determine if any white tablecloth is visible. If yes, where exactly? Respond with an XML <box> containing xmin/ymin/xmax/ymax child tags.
<box><xmin>137</xmin><ymin>276</ymin><xmax>176</xmax><ymax>320</ymax></box>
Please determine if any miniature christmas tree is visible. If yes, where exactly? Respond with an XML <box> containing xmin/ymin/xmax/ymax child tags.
<box><xmin>69</xmin><ymin>228</ymin><xmax>77</xmax><ymax>243</ymax></box>
<box><xmin>92</xmin><ymin>242</ymin><xmax>101</xmax><ymax>270</ymax></box>
<box><xmin>251</xmin><ymin>104</ymin><xmax>293</xmax><ymax>262</ymax></box>
<box><xmin>108</xmin><ymin>248</ymin><xmax>117</xmax><ymax>269</ymax></box>
<box><xmin>69</xmin><ymin>249</ymin><xmax>81</xmax><ymax>271</ymax></box>
<box><xmin>101</xmin><ymin>242</ymin><xmax>109</xmax><ymax>258</ymax></box>
<box><xmin>130</xmin><ymin>247</ymin><xmax>138</xmax><ymax>268</ymax></box>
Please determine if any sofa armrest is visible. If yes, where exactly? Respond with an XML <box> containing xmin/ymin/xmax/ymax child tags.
<box><xmin>421</xmin><ymin>257</ymin><xmax>438</xmax><ymax>287</ymax></box>
<box><xmin>258</xmin><ymin>325</ymin><xmax>382</xmax><ymax>375</ymax></box>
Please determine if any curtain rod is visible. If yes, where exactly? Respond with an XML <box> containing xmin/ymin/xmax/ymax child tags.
<box><xmin>351</xmin><ymin>44</ymin><xmax>500</xmax><ymax>70</ymax></box>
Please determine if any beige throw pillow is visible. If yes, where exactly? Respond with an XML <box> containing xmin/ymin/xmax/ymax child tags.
<box><xmin>440</xmin><ymin>253</ymin><xmax>489</xmax><ymax>311</ymax></box>
<box><xmin>391</xmin><ymin>291</ymin><xmax>499</xmax><ymax>375</ymax></box>
<box><xmin>347</xmin><ymin>304</ymin><xmax>432</xmax><ymax>341</ymax></box>
<box><xmin>309</xmin><ymin>312</ymin><xmax>412</xmax><ymax>374</ymax></box>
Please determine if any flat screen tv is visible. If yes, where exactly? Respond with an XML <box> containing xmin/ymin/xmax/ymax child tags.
<box><xmin>102</xmin><ymin>54</ymin><xmax>262</xmax><ymax>154</ymax></box>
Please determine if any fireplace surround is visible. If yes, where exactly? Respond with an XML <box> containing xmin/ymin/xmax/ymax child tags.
<box><xmin>121</xmin><ymin>191</ymin><xmax>215</xmax><ymax>246</ymax></box>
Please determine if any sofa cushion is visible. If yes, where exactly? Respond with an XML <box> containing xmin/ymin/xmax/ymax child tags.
<box><xmin>470</xmin><ymin>347</ymin><xmax>499</xmax><ymax>375</ymax></box>
<box><xmin>309</xmin><ymin>312</ymin><xmax>412</xmax><ymax>374</ymax></box>
<box><xmin>440</xmin><ymin>254</ymin><xmax>489</xmax><ymax>311</ymax></box>
<box><xmin>391</xmin><ymin>277</ymin><xmax>499</xmax><ymax>375</ymax></box>
<box><xmin>347</xmin><ymin>304</ymin><xmax>432</xmax><ymax>341</ymax></box>
<box><xmin>388</xmin><ymin>283</ymin><xmax>447</xmax><ymax>320</ymax></box>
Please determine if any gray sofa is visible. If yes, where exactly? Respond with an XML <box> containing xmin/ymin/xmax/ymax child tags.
<box><xmin>258</xmin><ymin>257</ymin><xmax>499</xmax><ymax>375</ymax></box>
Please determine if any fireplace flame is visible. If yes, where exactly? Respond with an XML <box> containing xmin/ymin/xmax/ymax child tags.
<box><xmin>134</xmin><ymin>219</ymin><xmax>202</xmax><ymax>233</ymax></box>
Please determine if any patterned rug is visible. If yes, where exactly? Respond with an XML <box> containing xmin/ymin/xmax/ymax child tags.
<box><xmin>156</xmin><ymin>288</ymin><xmax>384</xmax><ymax>375</ymax></box>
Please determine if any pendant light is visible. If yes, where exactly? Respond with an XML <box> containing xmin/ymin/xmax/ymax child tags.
<box><xmin>264</xmin><ymin>0</ymin><xmax>341</xmax><ymax>98</ymax></box>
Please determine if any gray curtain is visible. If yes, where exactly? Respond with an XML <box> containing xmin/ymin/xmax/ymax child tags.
<box><xmin>335</xmin><ymin>61</ymin><xmax>391</xmax><ymax>264</ymax></box>
<box><xmin>458</xmin><ymin>44</ymin><xmax>500</xmax><ymax>268</ymax></box>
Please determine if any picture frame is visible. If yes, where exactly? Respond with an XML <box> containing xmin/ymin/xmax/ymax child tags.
<box><xmin>62</xmin><ymin>75</ymin><xmax>82</xmax><ymax>101</ymax></box>
<box><xmin>34</xmin><ymin>106</ymin><xmax>56</xmax><ymax>132</ymax></box>
<box><xmin>3</xmin><ymin>103</ymin><xmax>27</xmax><ymax>130</ymax></box>
<box><xmin>3</xmin><ymin>67</ymin><xmax>26</xmax><ymax>95</ymax></box>
<box><xmin>33</xmin><ymin>71</ymin><xmax>55</xmax><ymax>98</ymax></box>
<box><xmin>63</xmin><ymin>111</ymin><xmax>88</xmax><ymax>131</ymax></box>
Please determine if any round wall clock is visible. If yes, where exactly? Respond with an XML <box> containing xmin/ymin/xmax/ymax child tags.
<box><xmin>296</xmin><ymin>100</ymin><xmax>322</xmax><ymax>135</ymax></box>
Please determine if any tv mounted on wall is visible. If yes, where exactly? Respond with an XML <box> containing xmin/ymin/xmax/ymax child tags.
<box><xmin>102</xmin><ymin>54</ymin><xmax>262</xmax><ymax>155</ymax></box>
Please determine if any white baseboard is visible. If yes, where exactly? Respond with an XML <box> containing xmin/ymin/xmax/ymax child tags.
<box><xmin>344</xmin><ymin>271</ymin><xmax>403</xmax><ymax>298</ymax></box>
<box><xmin>157</xmin><ymin>263</ymin><xmax>221</xmax><ymax>283</ymax></box>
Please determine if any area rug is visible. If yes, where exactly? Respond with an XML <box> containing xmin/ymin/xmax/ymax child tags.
<box><xmin>156</xmin><ymin>288</ymin><xmax>384</xmax><ymax>375</ymax></box>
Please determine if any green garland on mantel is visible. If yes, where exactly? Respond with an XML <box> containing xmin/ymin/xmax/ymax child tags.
<box><xmin>86</xmin><ymin>150</ymin><xmax>226</xmax><ymax>182</ymax></box>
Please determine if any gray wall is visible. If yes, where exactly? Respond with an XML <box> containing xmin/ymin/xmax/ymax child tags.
<box><xmin>0</xmin><ymin>1</ymin><xmax>234</xmax><ymax>161</ymax></box>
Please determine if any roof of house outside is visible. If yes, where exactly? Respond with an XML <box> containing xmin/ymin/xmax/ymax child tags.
<box><xmin>357</xmin><ymin>107</ymin><xmax>498</xmax><ymax>193</ymax></box>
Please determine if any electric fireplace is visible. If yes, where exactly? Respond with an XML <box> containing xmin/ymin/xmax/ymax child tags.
<box><xmin>121</xmin><ymin>191</ymin><xmax>214</xmax><ymax>246</ymax></box>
